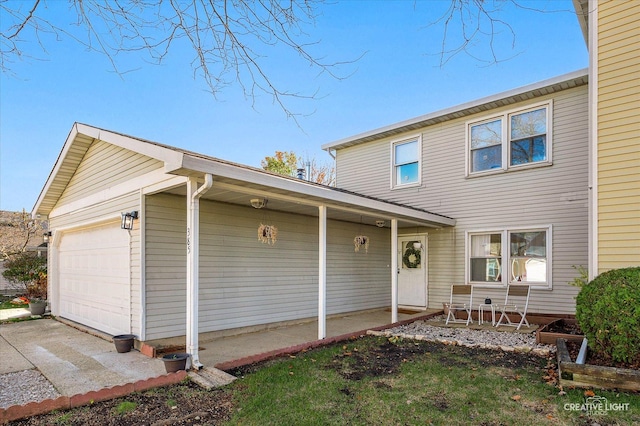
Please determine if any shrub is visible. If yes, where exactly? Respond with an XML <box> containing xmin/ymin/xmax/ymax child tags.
<box><xmin>1</xmin><ymin>252</ymin><xmax>47</xmax><ymax>299</ymax></box>
<box><xmin>575</xmin><ymin>267</ymin><xmax>640</xmax><ymax>364</ymax></box>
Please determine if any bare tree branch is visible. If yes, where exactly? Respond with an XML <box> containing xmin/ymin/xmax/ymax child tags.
<box><xmin>0</xmin><ymin>0</ymin><xmax>355</xmax><ymax>122</ymax></box>
<box><xmin>428</xmin><ymin>0</ymin><xmax>573</xmax><ymax>66</ymax></box>
<box><xmin>0</xmin><ymin>210</ymin><xmax>47</xmax><ymax>260</ymax></box>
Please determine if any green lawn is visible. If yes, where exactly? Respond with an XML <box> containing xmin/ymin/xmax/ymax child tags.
<box><xmin>224</xmin><ymin>336</ymin><xmax>640</xmax><ymax>425</ymax></box>
<box><xmin>13</xmin><ymin>334</ymin><xmax>639</xmax><ymax>425</ymax></box>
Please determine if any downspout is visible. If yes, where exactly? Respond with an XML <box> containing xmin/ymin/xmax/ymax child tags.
<box><xmin>186</xmin><ymin>174</ymin><xmax>213</xmax><ymax>369</ymax></box>
<box><xmin>588</xmin><ymin>2</ymin><xmax>598</xmax><ymax>280</ymax></box>
<box><xmin>325</xmin><ymin>148</ymin><xmax>336</xmax><ymax>160</ymax></box>
<box><xmin>318</xmin><ymin>205</ymin><xmax>327</xmax><ymax>339</ymax></box>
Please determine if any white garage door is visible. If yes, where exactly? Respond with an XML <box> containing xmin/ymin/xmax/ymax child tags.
<box><xmin>58</xmin><ymin>222</ymin><xmax>131</xmax><ymax>335</ymax></box>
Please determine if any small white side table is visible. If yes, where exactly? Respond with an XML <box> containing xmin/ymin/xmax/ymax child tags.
<box><xmin>478</xmin><ymin>303</ymin><xmax>497</xmax><ymax>326</ymax></box>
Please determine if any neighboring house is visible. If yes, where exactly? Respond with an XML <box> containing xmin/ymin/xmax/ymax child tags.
<box><xmin>573</xmin><ymin>0</ymin><xmax>640</xmax><ymax>275</ymax></box>
<box><xmin>322</xmin><ymin>70</ymin><xmax>590</xmax><ymax>316</ymax></box>
<box><xmin>32</xmin><ymin>124</ymin><xmax>454</xmax><ymax>366</ymax></box>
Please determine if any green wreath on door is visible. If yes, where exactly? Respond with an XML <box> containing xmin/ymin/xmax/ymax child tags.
<box><xmin>402</xmin><ymin>245</ymin><xmax>421</xmax><ymax>268</ymax></box>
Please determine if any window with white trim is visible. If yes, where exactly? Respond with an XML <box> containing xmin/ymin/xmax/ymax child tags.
<box><xmin>467</xmin><ymin>226</ymin><xmax>551</xmax><ymax>288</ymax></box>
<box><xmin>468</xmin><ymin>102</ymin><xmax>551</xmax><ymax>175</ymax></box>
<box><xmin>392</xmin><ymin>137</ymin><xmax>421</xmax><ymax>188</ymax></box>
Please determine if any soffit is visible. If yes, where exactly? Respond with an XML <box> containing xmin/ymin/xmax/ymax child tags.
<box><xmin>322</xmin><ymin>70</ymin><xmax>589</xmax><ymax>151</ymax></box>
<box><xmin>573</xmin><ymin>0</ymin><xmax>589</xmax><ymax>47</ymax></box>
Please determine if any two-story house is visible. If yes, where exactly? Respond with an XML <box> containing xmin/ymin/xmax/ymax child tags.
<box><xmin>32</xmin><ymin>0</ymin><xmax>637</xmax><ymax>366</ymax></box>
<box><xmin>322</xmin><ymin>70</ymin><xmax>589</xmax><ymax>314</ymax></box>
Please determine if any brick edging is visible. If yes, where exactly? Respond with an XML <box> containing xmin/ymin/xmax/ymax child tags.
<box><xmin>214</xmin><ymin>312</ymin><xmax>441</xmax><ymax>371</ymax></box>
<box><xmin>0</xmin><ymin>371</ymin><xmax>187</xmax><ymax>424</ymax></box>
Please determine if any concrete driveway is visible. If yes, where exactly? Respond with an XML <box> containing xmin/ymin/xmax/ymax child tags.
<box><xmin>0</xmin><ymin>318</ymin><xmax>167</xmax><ymax>397</ymax></box>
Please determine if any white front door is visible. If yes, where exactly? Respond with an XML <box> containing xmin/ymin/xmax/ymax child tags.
<box><xmin>397</xmin><ymin>235</ymin><xmax>427</xmax><ymax>307</ymax></box>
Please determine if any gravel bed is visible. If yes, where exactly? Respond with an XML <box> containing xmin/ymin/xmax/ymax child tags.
<box><xmin>0</xmin><ymin>369</ymin><xmax>61</xmax><ymax>409</ymax></box>
<box><xmin>371</xmin><ymin>317</ymin><xmax>556</xmax><ymax>356</ymax></box>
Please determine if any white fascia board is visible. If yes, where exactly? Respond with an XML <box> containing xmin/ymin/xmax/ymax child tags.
<box><xmin>321</xmin><ymin>68</ymin><xmax>589</xmax><ymax>151</ymax></box>
<box><xmin>75</xmin><ymin>123</ymin><xmax>184</xmax><ymax>166</ymax></box>
<box><xmin>180</xmin><ymin>154</ymin><xmax>456</xmax><ymax>227</ymax></box>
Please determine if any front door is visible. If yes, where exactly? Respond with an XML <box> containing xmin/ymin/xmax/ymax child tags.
<box><xmin>397</xmin><ymin>235</ymin><xmax>427</xmax><ymax>307</ymax></box>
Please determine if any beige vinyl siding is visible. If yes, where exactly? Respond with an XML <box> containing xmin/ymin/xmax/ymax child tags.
<box><xmin>596</xmin><ymin>0</ymin><xmax>640</xmax><ymax>272</ymax></box>
<box><xmin>336</xmin><ymin>85</ymin><xmax>589</xmax><ymax>314</ymax></box>
<box><xmin>57</xmin><ymin>139</ymin><xmax>162</xmax><ymax>206</ymax></box>
<box><xmin>144</xmin><ymin>193</ymin><xmax>391</xmax><ymax>340</ymax></box>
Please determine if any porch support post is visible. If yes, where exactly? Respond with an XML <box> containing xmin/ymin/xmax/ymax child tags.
<box><xmin>318</xmin><ymin>205</ymin><xmax>327</xmax><ymax>339</ymax></box>
<box><xmin>391</xmin><ymin>219</ymin><xmax>398</xmax><ymax>323</ymax></box>
<box><xmin>186</xmin><ymin>174</ymin><xmax>213</xmax><ymax>370</ymax></box>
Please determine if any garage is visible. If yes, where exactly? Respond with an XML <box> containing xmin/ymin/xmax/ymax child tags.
<box><xmin>58</xmin><ymin>222</ymin><xmax>131</xmax><ymax>336</ymax></box>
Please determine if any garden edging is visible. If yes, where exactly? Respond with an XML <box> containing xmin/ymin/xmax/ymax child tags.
<box><xmin>0</xmin><ymin>371</ymin><xmax>187</xmax><ymax>424</ymax></box>
<box><xmin>556</xmin><ymin>338</ymin><xmax>640</xmax><ymax>391</ymax></box>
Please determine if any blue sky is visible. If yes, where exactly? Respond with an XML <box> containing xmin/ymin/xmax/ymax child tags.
<box><xmin>0</xmin><ymin>0</ymin><xmax>587</xmax><ymax>212</ymax></box>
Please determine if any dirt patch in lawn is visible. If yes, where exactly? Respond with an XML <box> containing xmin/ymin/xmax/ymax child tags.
<box><xmin>325</xmin><ymin>339</ymin><xmax>545</xmax><ymax>381</ymax></box>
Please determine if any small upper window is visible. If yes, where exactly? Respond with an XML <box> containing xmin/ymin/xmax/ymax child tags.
<box><xmin>470</xmin><ymin>119</ymin><xmax>502</xmax><ymax>173</ymax></box>
<box><xmin>467</xmin><ymin>102</ymin><xmax>551</xmax><ymax>175</ymax></box>
<box><xmin>392</xmin><ymin>137</ymin><xmax>420</xmax><ymax>187</ymax></box>
<box><xmin>510</xmin><ymin>107</ymin><xmax>547</xmax><ymax>166</ymax></box>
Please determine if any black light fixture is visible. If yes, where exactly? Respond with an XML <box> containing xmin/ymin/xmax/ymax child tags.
<box><xmin>121</xmin><ymin>211</ymin><xmax>139</xmax><ymax>230</ymax></box>
<box><xmin>43</xmin><ymin>231</ymin><xmax>52</xmax><ymax>243</ymax></box>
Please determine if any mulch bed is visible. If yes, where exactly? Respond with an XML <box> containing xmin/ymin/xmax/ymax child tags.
<box><xmin>565</xmin><ymin>340</ymin><xmax>640</xmax><ymax>370</ymax></box>
<box><xmin>550</xmin><ymin>321</ymin><xmax>640</xmax><ymax>370</ymax></box>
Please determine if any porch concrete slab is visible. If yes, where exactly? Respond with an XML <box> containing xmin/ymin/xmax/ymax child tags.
<box><xmin>196</xmin><ymin>309</ymin><xmax>435</xmax><ymax>368</ymax></box>
<box><xmin>0</xmin><ymin>319</ymin><xmax>167</xmax><ymax>396</ymax></box>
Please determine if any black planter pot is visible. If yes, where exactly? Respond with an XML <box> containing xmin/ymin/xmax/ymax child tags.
<box><xmin>161</xmin><ymin>353</ymin><xmax>189</xmax><ymax>373</ymax></box>
<box><xmin>113</xmin><ymin>334</ymin><xmax>136</xmax><ymax>353</ymax></box>
<box><xmin>29</xmin><ymin>301</ymin><xmax>47</xmax><ymax>315</ymax></box>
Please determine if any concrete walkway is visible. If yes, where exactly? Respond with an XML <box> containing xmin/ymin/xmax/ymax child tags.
<box><xmin>0</xmin><ymin>319</ymin><xmax>167</xmax><ymax>396</ymax></box>
<box><xmin>0</xmin><ymin>307</ymin><xmax>32</xmax><ymax>321</ymax></box>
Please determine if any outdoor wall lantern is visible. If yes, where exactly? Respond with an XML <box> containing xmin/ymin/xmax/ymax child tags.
<box><xmin>375</xmin><ymin>220</ymin><xmax>386</xmax><ymax>228</ymax></box>
<box><xmin>43</xmin><ymin>231</ymin><xmax>52</xmax><ymax>243</ymax></box>
<box><xmin>121</xmin><ymin>211</ymin><xmax>139</xmax><ymax>230</ymax></box>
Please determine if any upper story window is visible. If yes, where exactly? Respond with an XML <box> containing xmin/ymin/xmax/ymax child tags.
<box><xmin>392</xmin><ymin>136</ymin><xmax>421</xmax><ymax>188</ymax></box>
<box><xmin>468</xmin><ymin>101</ymin><xmax>552</xmax><ymax>175</ymax></box>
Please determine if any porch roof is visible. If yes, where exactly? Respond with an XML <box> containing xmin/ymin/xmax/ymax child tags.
<box><xmin>33</xmin><ymin>123</ymin><xmax>455</xmax><ymax>229</ymax></box>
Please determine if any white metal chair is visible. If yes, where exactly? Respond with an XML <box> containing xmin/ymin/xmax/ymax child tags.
<box><xmin>445</xmin><ymin>285</ymin><xmax>474</xmax><ymax>325</ymax></box>
<box><xmin>495</xmin><ymin>285</ymin><xmax>531</xmax><ymax>330</ymax></box>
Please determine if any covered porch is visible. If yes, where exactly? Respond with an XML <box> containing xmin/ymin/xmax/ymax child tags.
<box><xmin>142</xmin><ymin>308</ymin><xmax>440</xmax><ymax>370</ymax></box>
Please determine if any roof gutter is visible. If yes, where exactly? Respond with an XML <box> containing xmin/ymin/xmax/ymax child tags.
<box><xmin>186</xmin><ymin>173</ymin><xmax>213</xmax><ymax>370</ymax></box>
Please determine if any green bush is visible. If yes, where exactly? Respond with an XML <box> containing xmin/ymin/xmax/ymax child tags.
<box><xmin>575</xmin><ymin>267</ymin><xmax>640</xmax><ymax>364</ymax></box>
<box><xmin>1</xmin><ymin>252</ymin><xmax>47</xmax><ymax>298</ymax></box>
